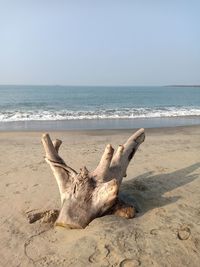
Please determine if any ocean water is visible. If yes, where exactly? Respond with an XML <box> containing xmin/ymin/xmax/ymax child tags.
<box><xmin>0</xmin><ymin>85</ymin><xmax>200</xmax><ymax>130</ymax></box>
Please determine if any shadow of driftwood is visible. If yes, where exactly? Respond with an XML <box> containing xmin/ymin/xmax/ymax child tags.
<box><xmin>119</xmin><ymin>163</ymin><xmax>200</xmax><ymax>213</ymax></box>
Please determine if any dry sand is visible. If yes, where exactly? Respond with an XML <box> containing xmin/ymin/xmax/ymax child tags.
<box><xmin>0</xmin><ymin>126</ymin><xmax>200</xmax><ymax>267</ymax></box>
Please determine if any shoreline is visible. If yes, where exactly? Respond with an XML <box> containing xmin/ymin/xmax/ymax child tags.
<box><xmin>0</xmin><ymin>116</ymin><xmax>200</xmax><ymax>131</ymax></box>
<box><xmin>0</xmin><ymin>124</ymin><xmax>199</xmax><ymax>135</ymax></box>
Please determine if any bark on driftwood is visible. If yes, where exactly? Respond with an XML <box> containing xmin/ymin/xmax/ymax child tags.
<box><xmin>34</xmin><ymin>128</ymin><xmax>145</xmax><ymax>229</ymax></box>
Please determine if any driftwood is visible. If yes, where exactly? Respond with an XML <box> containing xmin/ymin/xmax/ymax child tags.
<box><xmin>33</xmin><ymin>128</ymin><xmax>145</xmax><ymax>229</ymax></box>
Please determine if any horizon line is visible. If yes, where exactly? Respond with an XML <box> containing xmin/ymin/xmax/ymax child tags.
<box><xmin>0</xmin><ymin>84</ymin><xmax>200</xmax><ymax>87</ymax></box>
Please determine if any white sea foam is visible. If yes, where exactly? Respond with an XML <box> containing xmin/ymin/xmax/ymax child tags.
<box><xmin>0</xmin><ymin>107</ymin><xmax>200</xmax><ymax>122</ymax></box>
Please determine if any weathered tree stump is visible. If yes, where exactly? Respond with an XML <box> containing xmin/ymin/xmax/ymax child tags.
<box><xmin>30</xmin><ymin>128</ymin><xmax>145</xmax><ymax>229</ymax></box>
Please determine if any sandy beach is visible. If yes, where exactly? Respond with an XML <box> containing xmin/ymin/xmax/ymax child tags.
<box><xmin>0</xmin><ymin>126</ymin><xmax>200</xmax><ymax>267</ymax></box>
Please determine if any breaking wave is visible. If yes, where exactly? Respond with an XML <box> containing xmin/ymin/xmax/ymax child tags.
<box><xmin>0</xmin><ymin>107</ymin><xmax>200</xmax><ymax>122</ymax></box>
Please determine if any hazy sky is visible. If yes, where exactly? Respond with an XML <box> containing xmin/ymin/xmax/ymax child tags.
<box><xmin>0</xmin><ymin>1</ymin><xmax>200</xmax><ymax>85</ymax></box>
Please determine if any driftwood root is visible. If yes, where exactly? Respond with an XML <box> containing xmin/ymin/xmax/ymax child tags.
<box><xmin>29</xmin><ymin>128</ymin><xmax>145</xmax><ymax>229</ymax></box>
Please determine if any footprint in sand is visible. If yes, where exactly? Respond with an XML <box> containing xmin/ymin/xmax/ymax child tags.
<box><xmin>120</xmin><ymin>258</ymin><xmax>141</xmax><ymax>267</ymax></box>
<box><xmin>88</xmin><ymin>244</ymin><xmax>110</xmax><ymax>263</ymax></box>
<box><xmin>177</xmin><ymin>225</ymin><xmax>191</xmax><ymax>240</ymax></box>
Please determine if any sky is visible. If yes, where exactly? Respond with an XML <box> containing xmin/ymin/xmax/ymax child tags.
<box><xmin>0</xmin><ymin>0</ymin><xmax>200</xmax><ymax>86</ymax></box>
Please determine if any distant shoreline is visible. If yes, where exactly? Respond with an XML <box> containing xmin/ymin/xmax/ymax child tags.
<box><xmin>164</xmin><ymin>85</ymin><xmax>200</xmax><ymax>88</ymax></box>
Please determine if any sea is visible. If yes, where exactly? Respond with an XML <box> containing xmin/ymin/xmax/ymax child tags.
<box><xmin>0</xmin><ymin>85</ymin><xmax>200</xmax><ymax>130</ymax></box>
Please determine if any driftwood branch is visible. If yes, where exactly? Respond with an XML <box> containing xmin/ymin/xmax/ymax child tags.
<box><xmin>37</xmin><ymin>128</ymin><xmax>145</xmax><ymax>229</ymax></box>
